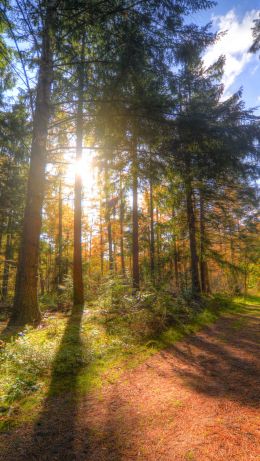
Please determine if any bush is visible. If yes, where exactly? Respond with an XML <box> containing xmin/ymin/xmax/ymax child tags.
<box><xmin>92</xmin><ymin>276</ymin><xmax>207</xmax><ymax>341</ymax></box>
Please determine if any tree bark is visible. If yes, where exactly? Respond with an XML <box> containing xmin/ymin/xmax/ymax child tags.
<box><xmin>105</xmin><ymin>160</ymin><xmax>114</xmax><ymax>272</ymax></box>
<box><xmin>119</xmin><ymin>175</ymin><xmax>126</xmax><ymax>276</ymax></box>
<box><xmin>73</xmin><ymin>36</ymin><xmax>85</xmax><ymax>306</ymax></box>
<box><xmin>132</xmin><ymin>137</ymin><xmax>139</xmax><ymax>290</ymax></box>
<box><xmin>2</xmin><ymin>217</ymin><xmax>12</xmax><ymax>302</ymax></box>
<box><xmin>185</xmin><ymin>180</ymin><xmax>201</xmax><ymax>296</ymax></box>
<box><xmin>230</xmin><ymin>232</ymin><xmax>239</xmax><ymax>294</ymax></box>
<box><xmin>57</xmin><ymin>179</ymin><xmax>63</xmax><ymax>285</ymax></box>
<box><xmin>11</xmin><ymin>3</ymin><xmax>55</xmax><ymax>325</ymax></box>
<box><xmin>107</xmin><ymin>218</ymin><xmax>113</xmax><ymax>271</ymax></box>
<box><xmin>156</xmin><ymin>207</ymin><xmax>161</xmax><ymax>280</ymax></box>
<box><xmin>149</xmin><ymin>177</ymin><xmax>155</xmax><ymax>280</ymax></box>
<box><xmin>99</xmin><ymin>202</ymin><xmax>104</xmax><ymax>276</ymax></box>
<box><xmin>0</xmin><ymin>228</ymin><xmax>3</xmax><ymax>255</ymax></box>
<box><xmin>199</xmin><ymin>191</ymin><xmax>209</xmax><ymax>293</ymax></box>
<box><xmin>173</xmin><ymin>238</ymin><xmax>179</xmax><ymax>290</ymax></box>
<box><xmin>88</xmin><ymin>224</ymin><xmax>92</xmax><ymax>276</ymax></box>
<box><xmin>113</xmin><ymin>207</ymin><xmax>117</xmax><ymax>273</ymax></box>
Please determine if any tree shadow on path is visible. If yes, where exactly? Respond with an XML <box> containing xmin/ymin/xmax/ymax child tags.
<box><xmin>21</xmin><ymin>303</ymin><xmax>86</xmax><ymax>461</ymax></box>
<box><xmin>161</xmin><ymin>311</ymin><xmax>260</xmax><ymax>408</ymax></box>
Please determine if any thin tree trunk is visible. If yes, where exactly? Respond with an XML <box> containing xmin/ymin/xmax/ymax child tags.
<box><xmin>65</xmin><ymin>231</ymin><xmax>69</xmax><ymax>276</ymax></box>
<box><xmin>173</xmin><ymin>238</ymin><xmax>179</xmax><ymax>290</ymax></box>
<box><xmin>88</xmin><ymin>224</ymin><xmax>92</xmax><ymax>276</ymax></box>
<box><xmin>132</xmin><ymin>137</ymin><xmax>139</xmax><ymax>290</ymax></box>
<box><xmin>2</xmin><ymin>217</ymin><xmax>12</xmax><ymax>302</ymax></box>
<box><xmin>99</xmin><ymin>201</ymin><xmax>104</xmax><ymax>276</ymax></box>
<box><xmin>57</xmin><ymin>179</ymin><xmax>63</xmax><ymax>285</ymax></box>
<box><xmin>39</xmin><ymin>269</ymin><xmax>45</xmax><ymax>296</ymax></box>
<box><xmin>11</xmin><ymin>3</ymin><xmax>55</xmax><ymax>325</ymax></box>
<box><xmin>46</xmin><ymin>248</ymin><xmax>49</xmax><ymax>293</ymax></box>
<box><xmin>185</xmin><ymin>180</ymin><xmax>200</xmax><ymax>296</ymax></box>
<box><xmin>107</xmin><ymin>218</ymin><xmax>113</xmax><ymax>271</ymax></box>
<box><xmin>230</xmin><ymin>233</ymin><xmax>239</xmax><ymax>294</ymax></box>
<box><xmin>205</xmin><ymin>260</ymin><xmax>211</xmax><ymax>293</ymax></box>
<box><xmin>149</xmin><ymin>177</ymin><xmax>155</xmax><ymax>280</ymax></box>
<box><xmin>0</xmin><ymin>228</ymin><xmax>3</xmax><ymax>255</ymax></box>
<box><xmin>113</xmin><ymin>207</ymin><xmax>117</xmax><ymax>273</ymax></box>
<box><xmin>244</xmin><ymin>250</ymin><xmax>248</xmax><ymax>296</ymax></box>
<box><xmin>199</xmin><ymin>191</ymin><xmax>208</xmax><ymax>293</ymax></box>
<box><xmin>105</xmin><ymin>160</ymin><xmax>113</xmax><ymax>272</ymax></box>
<box><xmin>156</xmin><ymin>207</ymin><xmax>160</xmax><ymax>279</ymax></box>
<box><xmin>182</xmin><ymin>238</ymin><xmax>188</xmax><ymax>290</ymax></box>
<box><xmin>73</xmin><ymin>36</ymin><xmax>85</xmax><ymax>306</ymax></box>
<box><xmin>119</xmin><ymin>175</ymin><xmax>126</xmax><ymax>276</ymax></box>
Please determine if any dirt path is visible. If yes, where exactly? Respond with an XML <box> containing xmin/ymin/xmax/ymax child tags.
<box><xmin>1</xmin><ymin>308</ymin><xmax>259</xmax><ymax>461</ymax></box>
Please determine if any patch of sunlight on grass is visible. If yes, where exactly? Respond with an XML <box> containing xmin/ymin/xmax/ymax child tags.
<box><xmin>233</xmin><ymin>294</ymin><xmax>259</xmax><ymax>305</ymax></box>
<box><xmin>0</xmin><ymin>316</ymin><xmax>68</xmax><ymax>430</ymax></box>
<box><xmin>232</xmin><ymin>294</ymin><xmax>260</xmax><ymax>316</ymax></box>
<box><xmin>159</xmin><ymin>308</ymin><xmax>219</xmax><ymax>347</ymax></box>
<box><xmin>159</xmin><ymin>328</ymin><xmax>184</xmax><ymax>346</ymax></box>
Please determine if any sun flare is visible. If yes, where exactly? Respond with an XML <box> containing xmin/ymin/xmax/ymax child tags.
<box><xmin>65</xmin><ymin>150</ymin><xmax>97</xmax><ymax>198</ymax></box>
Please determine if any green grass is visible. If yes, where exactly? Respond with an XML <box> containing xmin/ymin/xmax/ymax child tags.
<box><xmin>0</xmin><ymin>293</ymin><xmax>258</xmax><ymax>431</ymax></box>
<box><xmin>235</xmin><ymin>294</ymin><xmax>260</xmax><ymax>306</ymax></box>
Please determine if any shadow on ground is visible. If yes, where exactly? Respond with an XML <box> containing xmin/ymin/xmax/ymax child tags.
<box><xmin>20</xmin><ymin>303</ymin><xmax>86</xmax><ymax>460</ymax></box>
<box><xmin>160</xmin><ymin>310</ymin><xmax>260</xmax><ymax>408</ymax></box>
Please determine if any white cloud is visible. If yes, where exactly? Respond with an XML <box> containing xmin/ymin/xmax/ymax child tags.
<box><xmin>203</xmin><ymin>9</ymin><xmax>259</xmax><ymax>96</ymax></box>
<box><xmin>257</xmin><ymin>96</ymin><xmax>260</xmax><ymax>102</ymax></box>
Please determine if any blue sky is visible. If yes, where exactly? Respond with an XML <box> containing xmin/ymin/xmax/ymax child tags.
<box><xmin>191</xmin><ymin>0</ymin><xmax>260</xmax><ymax>112</ymax></box>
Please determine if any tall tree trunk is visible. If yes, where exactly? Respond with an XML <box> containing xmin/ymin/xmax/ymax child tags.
<box><xmin>11</xmin><ymin>3</ymin><xmax>55</xmax><ymax>325</ymax></box>
<box><xmin>243</xmin><ymin>250</ymin><xmax>248</xmax><ymax>296</ymax></box>
<box><xmin>185</xmin><ymin>180</ymin><xmax>200</xmax><ymax>296</ymax></box>
<box><xmin>0</xmin><ymin>227</ymin><xmax>3</xmax><ymax>255</ymax></box>
<box><xmin>132</xmin><ymin>138</ymin><xmax>139</xmax><ymax>290</ymax></box>
<box><xmin>171</xmin><ymin>209</ymin><xmax>179</xmax><ymax>290</ymax></box>
<box><xmin>65</xmin><ymin>231</ymin><xmax>69</xmax><ymax>276</ymax></box>
<box><xmin>39</xmin><ymin>267</ymin><xmax>45</xmax><ymax>297</ymax></box>
<box><xmin>156</xmin><ymin>207</ymin><xmax>161</xmax><ymax>280</ymax></box>
<box><xmin>88</xmin><ymin>224</ymin><xmax>92</xmax><ymax>276</ymax></box>
<box><xmin>105</xmin><ymin>160</ymin><xmax>113</xmax><ymax>272</ymax></box>
<box><xmin>113</xmin><ymin>207</ymin><xmax>117</xmax><ymax>273</ymax></box>
<box><xmin>182</xmin><ymin>238</ymin><xmax>188</xmax><ymax>290</ymax></box>
<box><xmin>173</xmin><ymin>238</ymin><xmax>179</xmax><ymax>290</ymax></box>
<box><xmin>2</xmin><ymin>217</ymin><xmax>12</xmax><ymax>302</ymax></box>
<box><xmin>230</xmin><ymin>232</ymin><xmax>239</xmax><ymax>294</ymax></box>
<box><xmin>57</xmin><ymin>179</ymin><xmax>63</xmax><ymax>285</ymax></box>
<box><xmin>107</xmin><ymin>218</ymin><xmax>113</xmax><ymax>271</ymax></box>
<box><xmin>199</xmin><ymin>191</ymin><xmax>208</xmax><ymax>293</ymax></box>
<box><xmin>119</xmin><ymin>174</ymin><xmax>126</xmax><ymax>276</ymax></box>
<box><xmin>149</xmin><ymin>177</ymin><xmax>155</xmax><ymax>280</ymax></box>
<box><xmin>99</xmin><ymin>201</ymin><xmax>104</xmax><ymax>276</ymax></box>
<box><xmin>73</xmin><ymin>36</ymin><xmax>85</xmax><ymax>306</ymax></box>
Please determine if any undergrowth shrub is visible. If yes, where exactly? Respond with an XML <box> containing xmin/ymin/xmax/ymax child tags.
<box><xmin>39</xmin><ymin>275</ymin><xmax>73</xmax><ymax>312</ymax></box>
<box><xmin>0</xmin><ymin>327</ymin><xmax>61</xmax><ymax>408</ymax></box>
<box><xmin>91</xmin><ymin>276</ymin><xmax>207</xmax><ymax>341</ymax></box>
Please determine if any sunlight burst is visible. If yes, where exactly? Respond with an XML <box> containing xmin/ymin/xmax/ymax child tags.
<box><xmin>65</xmin><ymin>150</ymin><xmax>97</xmax><ymax>198</ymax></box>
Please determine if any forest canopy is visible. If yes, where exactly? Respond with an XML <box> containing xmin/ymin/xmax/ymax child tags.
<box><xmin>0</xmin><ymin>0</ymin><xmax>259</xmax><ymax>325</ymax></box>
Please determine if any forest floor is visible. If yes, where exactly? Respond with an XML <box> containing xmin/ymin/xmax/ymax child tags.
<box><xmin>0</xmin><ymin>298</ymin><xmax>259</xmax><ymax>461</ymax></box>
